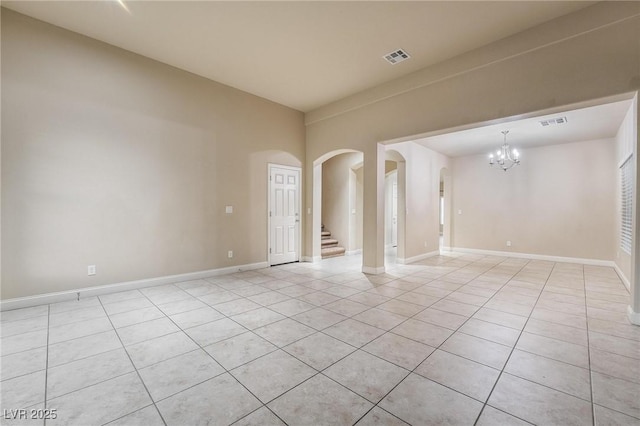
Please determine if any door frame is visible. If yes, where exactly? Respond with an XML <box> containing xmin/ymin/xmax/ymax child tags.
<box><xmin>384</xmin><ymin>169</ymin><xmax>398</xmax><ymax>248</ymax></box>
<box><xmin>267</xmin><ymin>163</ymin><xmax>302</xmax><ymax>266</ymax></box>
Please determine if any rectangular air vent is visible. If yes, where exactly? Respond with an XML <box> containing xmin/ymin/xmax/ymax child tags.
<box><xmin>383</xmin><ymin>49</ymin><xmax>410</xmax><ymax>65</ymax></box>
<box><xmin>539</xmin><ymin>117</ymin><xmax>568</xmax><ymax>126</ymax></box>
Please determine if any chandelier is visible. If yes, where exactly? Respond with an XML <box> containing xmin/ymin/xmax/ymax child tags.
<box><xmin>489</xmin><ymin>130</ymin><xmax>520</xmax><ymax>171</ymax></box>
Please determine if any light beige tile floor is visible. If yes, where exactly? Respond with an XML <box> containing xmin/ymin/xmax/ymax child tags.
<box><xmin>1</xmin><ymin>252</ymin><xmax>639</xmax><ymax>425</ymax></box>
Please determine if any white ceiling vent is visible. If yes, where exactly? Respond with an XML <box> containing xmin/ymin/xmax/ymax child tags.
<box><xmin>539</xmin><ymin>117</ymin><xmax>568</xmax><ymax>127</ymax></box>
<box><xmin>383</xmin><ymin>49</ymin><xmax>410</xmax><ymax>65</ymax></box>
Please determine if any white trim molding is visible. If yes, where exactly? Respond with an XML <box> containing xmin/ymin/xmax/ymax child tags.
<box><xmin>0</xmin><ymin>261</ymin><xmax>269</xmax><ymax>311</ymax></box>
<box><xmin>450</xmin><ymin>247</ymin><xmax>615</xmax><ymax>267</ymax></box>
<box><xmin>397</xmin><ymin>250</ymin><xmax>440</xmax><ymax>265</ymax></box>
<box><xmin>302</xmin><ymin>256</ymin><xmax>322</xmax><ymax>263</ymax></box>
<box><xmin>628</xmin><ymin>305</ymin><xmax>640</xmax><ymax>326</ymax></box>
<box><xmin>346</xmin><ymin>249</ymin><xmax>362</xmax><ymax>256</ymax></box>
<box><xmin>614</xmin><ymin>264</ymin><xmax>632</xmax><ymax>291</ymax></box>
<box><xmin>362</xmin><ymin>266</ymin><xmax>385</xmax><ymax>275</ymax></box>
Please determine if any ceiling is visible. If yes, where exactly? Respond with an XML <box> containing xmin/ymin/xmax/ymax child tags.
<box><xmin>2</xmin><ymin>1</ymin><xmax>595</xmax><ymax>112</ymax></box>
<box><xmin>415</xmin><ymin>99</ymin><xmax>633</xmax><ymax>157</ymax></box>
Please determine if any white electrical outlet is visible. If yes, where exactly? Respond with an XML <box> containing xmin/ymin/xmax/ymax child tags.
<box><xmin>506</xmin><ymin>241</ymin><xmax>512</xmax><ymax>247</ymax></box>
<box><xmin>225</xmin><ymin>206</ymin><xmax>233</xmax><ymax>214</ymax></box>
<box><xmin>88</xmin><ymin>265</ymin><xmax>96</xmax><ymax>276</ymax></box>
<box><xmin>458</xmin><ymin>209</ymin><xmax>463</xmax><ymax>215</ymax></box>
<box><xmin>228</xmin><ymin>251</ymin><xmax>233</xmax><ymax>258</ymax></box>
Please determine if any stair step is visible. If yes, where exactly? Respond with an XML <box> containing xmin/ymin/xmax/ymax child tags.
<box><xmin>321</xmin><ymin>231</ymin><xmax>331</xmax><ymax>237</ymax></box>
<box><xmin>321</xmin><ymin>239</ymin><xmax>339</xmax><ymax>247</ymax></box>
<box><xmin>321</xmin><ymin>235</ymin><xmax>331</xmax><ymax>240</ymax></box>
<box><xmin>321</xmin><ymin>246</ymin><xmax>346</xmax><ymax>258</ymax></box>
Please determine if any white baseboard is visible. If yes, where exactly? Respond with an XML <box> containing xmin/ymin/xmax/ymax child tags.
<box><xmin>450</xmin><ymin>247</ymin><xmax>615</xmax><ymax>267</ymax></box>
<box><xmin>628</xmin><ymin>305</ymin><xmax>640</xmax><ymax>326</ymax></box>
<box><xmin>397</xmin><ymin>250</ymin><xmax>440</xmax><ymax>265</ymax></box>
<box><xmin>346</xmin><ymin>249</ymin><xmax>362</xmax><ymax>256</ymax></box>
<box><xmin>302</xmin><ymin>256</ymin><xmax>322</xmax><ymax>263</ymax></box>
<box><xmin>0</xmin><ymin>261</ymin><xmax>269</xmax><ymax>312</ymax></box>
<box><xmin>362</xmin><ymin>266</ymin><xmax>385</xmax><ymax>275</ymax></box>
<box><xmin>614</xmin><ymin>264</ymin><xmax>632</xmax><ymax>292</ymax></box>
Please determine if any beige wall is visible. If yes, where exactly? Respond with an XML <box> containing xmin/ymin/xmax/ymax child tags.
<box><xmin>321</xmin><ymin>152</ymin><xmax>363</xmax><ymax>251</ymax></box>
<box><xmin>304</xmin><ymin>2</ymin><xmax>639</xmax><ymax>271</ymax></box>
<box><xmin>306</xmin><ymin>3</ymin><xmax>639</xmax><ymax>155</ymax></box>
<box><xmin>1</xmin><ymin>10</ymin><xmax>305</xmax><ymax>299</ymax></box>
<box><xmin>451</xmin><ymin>139</ymin><xmax>616</xmax><ymax>260</ymax></box>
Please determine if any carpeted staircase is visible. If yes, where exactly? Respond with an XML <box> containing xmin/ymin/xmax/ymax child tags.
<box><xmin>321</xmin><ymin>226</ymin><xmax>346</xmax><ymax>258</ymax></box>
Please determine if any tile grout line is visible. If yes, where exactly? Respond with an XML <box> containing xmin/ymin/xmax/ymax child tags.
<box><xmin>0</xmin><ymin>312</ymin><xmax>49</xmax><ymax>325</ymax></box>
<box><xmin>583</xmin><ymin>264</ymin><xmax>597</xmax><ymax>426</ymax></box>
<box><xmin>430</xmin><ymin>257</ymin><xmax>542</xmax><ymax>425</ymax></box>
<box><xmin>352</xmin><ymin>255</ymin><xmax>537</xmax><ymax>425</ymax></box>
<box><xmin>84</xmin><ymin>275</ymin><xmax>373</xmax><ymax>395</ymax></box>
<box><xmin>137</xmin><ymin>287</ymin><xmax>291</xmax><ymax>426</ymax></box>
<box><xmin>42</xmin><ymin>304</ymin><xmax>50</xmax><ymax>426</ymax></box>
<box><xmin>334</xmin><ymin>256</ymin><xmax>533</xmax><ymax>424</ymax></box>
<box><xmin>48</xmin><ymin>370</ymin><xmax>140</xmax><ymax>404</ymax></box>
<box><xmin>462</xmin><ymin>273</ymin><xmax>631</xmax><ymax>407</ymax></box>
<box><xmin>472</xmin><ymin>257</ymin><xmax>549</xmax><ymax>426</ymax></box>
<box><xmin>181</xmin><ymin>263</ymin><xmax>451</xmax><ymax>422</ymax></box>
<box><xmin>41</xmin><ymin>338</ymin><xmax>126</xmax><ymax>372</ymax></box>
<box><xmin>509</xmin><ymin>269</ymin><xmax>640</xmax><ymax>413</ymax></box>
<box><xmin>7</xmin><ymin>255</ymin><xmax>633</xmax><ymax>425</ymax></box>
<box><xmin>314</xmin><ymin>257</ymin><xmax>479</xmax><ymax>342</ymax></box>
<box><xmin>226</xmin><ymin>268</ymin><xmax>438</xmax><ymax>423</ymax></box>
<box><xmin>99</xmin><ymin>403</ymin><xmax>158</xmax><ymax>426</ymax></box>
<box><xmin>476</xmin><ymin>262</ymin><xmax>593</xmax><ymax>424</ymax></box>
<box><xmin>96</xmin><ymin>297</ymin><xmax>169</xmax><ymax>426</ymax></box>
<box><xmin>144</xmin><ymin>268</ymin><xmax>332</xmax><ymax>424</ymax></box>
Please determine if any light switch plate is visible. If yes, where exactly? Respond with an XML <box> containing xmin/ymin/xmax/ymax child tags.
<box><xmin>225</xmin><ymin>206</ymin><xmax>233</xmax><ymax>214</ymax></box>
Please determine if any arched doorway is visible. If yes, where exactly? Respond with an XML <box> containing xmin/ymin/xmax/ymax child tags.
<box><xmin>311</xmin><ymin>149</ymin><xmax>364</xmax><ymax>262</ymax></box>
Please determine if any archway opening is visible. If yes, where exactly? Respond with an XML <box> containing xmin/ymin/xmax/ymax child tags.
<box><xmin>311</xmin><ymin>149</ymin><xmax>364</xmax><ymax>263</ymax></box>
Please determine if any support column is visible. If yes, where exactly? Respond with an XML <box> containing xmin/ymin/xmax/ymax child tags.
<box><xmin>311</xmin><ymin>163</ymin><xmax>323</xmax><ymax>263</ymax></box>
<box><xmin>362</xmin><ymin>143</ymin><xmax>385</xmax><ymax>274</ymax></box>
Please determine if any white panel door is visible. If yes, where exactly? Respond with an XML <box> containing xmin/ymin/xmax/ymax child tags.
<box><xmin>269</xmin><ymin>165</ymin><xmax>300</xmax><ymax>265</ymax></box>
